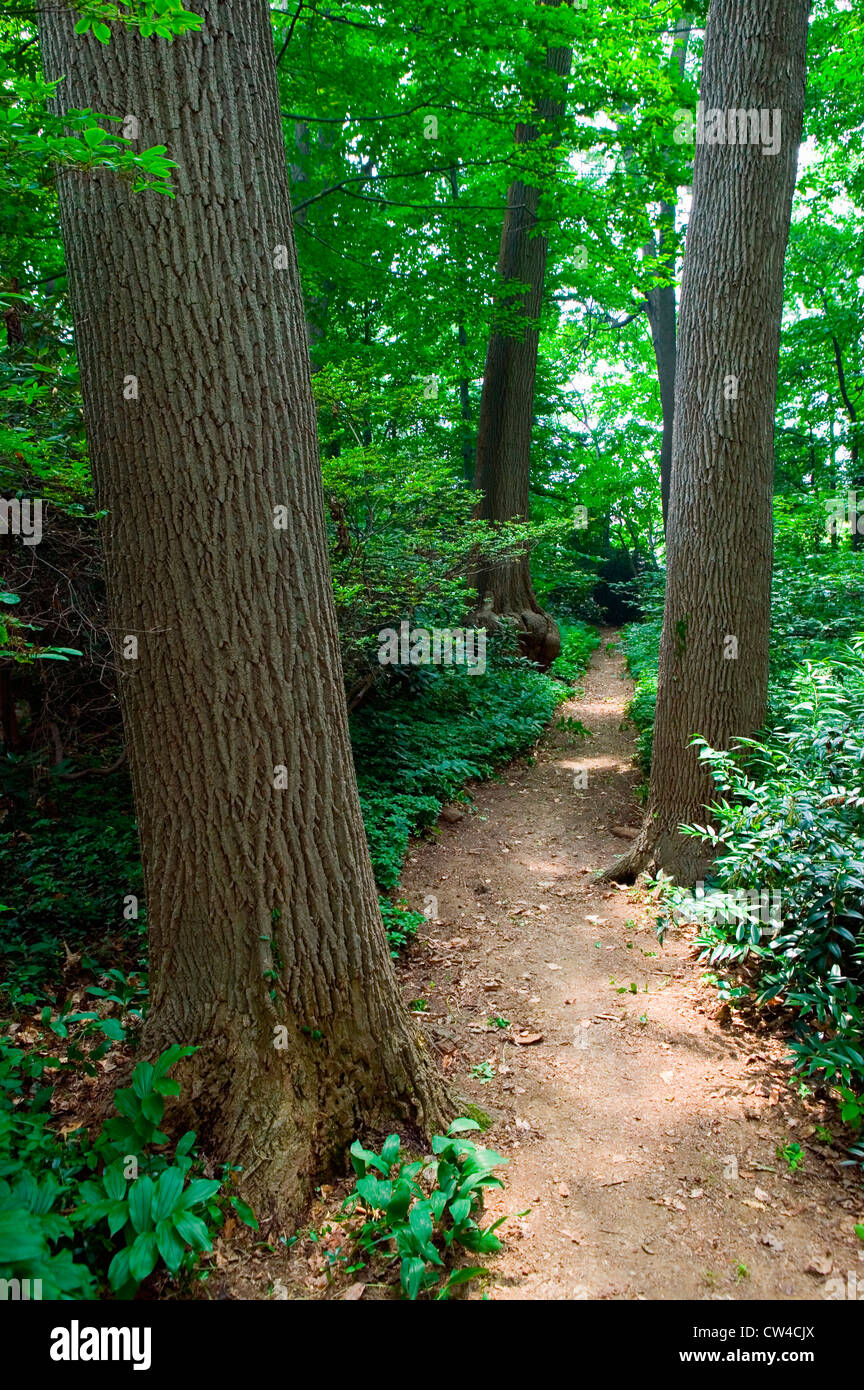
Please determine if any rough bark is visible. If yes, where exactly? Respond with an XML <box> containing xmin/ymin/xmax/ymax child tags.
<box><xmin>40</xmin><ymin>0</ymin><xmax>449</xmax><ymax>1223</ymax></box>
<box><xmin>607</xmin><ymin>0</ymin><xmax>810</xmax><ymax>885</ymax></box>
<box><xmin>472</xmin><ymin>4</ymin><xmax>571</xmax><ymax>669</ymax></box>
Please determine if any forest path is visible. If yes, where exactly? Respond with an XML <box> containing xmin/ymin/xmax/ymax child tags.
<box><xmin>399</xmin><ymin>630</ymin><xmax>863</xmax><ymax>1300</ymax></box>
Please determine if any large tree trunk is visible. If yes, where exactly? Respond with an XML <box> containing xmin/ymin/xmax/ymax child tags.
<box><xmin>40</xmin><ymin>0</ymin><xmax>449</xmax><ymax>1223</ymax></box>
<box><xmin>472</xmin><ymin>5</ymin><xmax>571</xmax><ymax>669</ymax></box>
<box><xmin>608</xmin><ymin>0</ymin><xmax>810</xmax><ymax>884</ymax></box>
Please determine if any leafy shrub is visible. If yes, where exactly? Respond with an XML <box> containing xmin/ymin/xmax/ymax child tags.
<box><xmin>0</xmin><ymin>1166</ymin><xmax>95</xmax><ymax>1299</ymax></box>
<box><xmin>343</xmin><ymin>1118</ymin><xmax>508</xmax><ymax>1299</ymax></box>
<box><xmin>620</xmin><ymin>545</ymin><xmax>864</xmax><ymax>770</ymax></box>
<box><xmin>0</xmin><ymin>772</ymin><xmax>144</xmax><ymax>1004</ymax></box>
<box><xmin>314</xmin><ymin>360</ymin><xmax>549</xmax><ymax>699</ymax></box>
<box><xmin>378</xmin><ymin>898</ymin><xmax>425</xmax><ymax>958</ymax></box>
<box><xmin>769</xmin><ymin>546</ymin><xmax>864</xmax><ymax>694</ymax></box>
<box><xmin>548</xmin><ymin>621</ymin><xmax>601</xmax><ymax>684</ymax></box>
<box><xmin>622</xmin><ymin>619</ymin><xmax>660</xmax><ymax>773</ymax></box>
<box><xmin>660</xmin><ymin>644</ymin><xmax>864</xmax><ymax>1123</ymax></box>
<box><xmin>0</xmin><ymin>1043</ymin><xmax>253</xmax><ymax>1298</ymax></box>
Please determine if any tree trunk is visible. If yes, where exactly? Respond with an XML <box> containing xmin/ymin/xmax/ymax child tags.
<box><xmin>447</xmin><ymin>166</ymin><xmax>476</xmax><ymax>485</ymax></box>
<box><xmin>645</xmin><ymin>210</ymin><xmax>677</xmax><ymax>533</ymax></box>
<box><xmin>643</xmin><ymin>21</ymin><xmax>690</xmax><ymax>534</ymax></box>
<box><xmin>827</xmin><ymin>328</ymin><xmax>862</xmax><ymax>549</ymax></box>
<box><xmin>39</xmin><ymin>0</ymin><xmax>449</xmax><ymax>1223</ymax></box>
<box><xmin>607</xmin><ymin>0</ymin><xmax>810</xmax><ymax>884</ymax></box>
<box><xmin>472</xmin><ymin>4</ymin><xmax>571</xmax><ymax>669</ymax></box>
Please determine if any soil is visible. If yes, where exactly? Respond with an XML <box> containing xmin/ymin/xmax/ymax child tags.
<box><xmin>393</xmin><ymin>629</ymin><xmax>864</xmax><ymax>1301</ymax></box>
<box><xmin>209</xmin><ymin>629</ymin><xmax>863</xmax><ymax>1301</ymax></box>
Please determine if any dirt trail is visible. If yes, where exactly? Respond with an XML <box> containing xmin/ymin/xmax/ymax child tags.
<box><xmin>400</xmin><ymin>631</ymin><xmax>864</xmax><ymax>1300</ymax></box>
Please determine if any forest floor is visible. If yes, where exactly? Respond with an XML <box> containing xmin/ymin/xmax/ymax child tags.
<box><xmin>392</xmin><ymin>629</ymin><xmax>864</xmax><ymax>1301</ymax></box>
<box><xmin>229</xmin><ymin>629</ymin><xmax>863</xmax><ymax>1301</ymax></box>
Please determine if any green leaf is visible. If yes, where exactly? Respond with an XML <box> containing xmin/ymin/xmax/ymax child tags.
<box><xmin>132</xmin><ymin>1061</ymin><xmax>155</xmax><ymax>1097</ymax></box>
<box><xmin>0</xmin><ymin>1209</ymin><xmax>44</xmax><ymax>1263</ymax></box>
<box><xmin>408</xmin><ymin>1199</ymin><xmax>434</xmax><ymax>1246</ymax></box>
<box><xmin>173</xmin><ymin>1209</ymin><xmax>212</xmax><ymax>1252</ymax></box>
<box><xmin>128</xmin><ymin>1176</ymin><xmax>155</xmax><ymax>1233</ymax></box>
<box><xmin>99</xmin><ymin>1017</ymin><xmax>126</xmax><ymax>1042</ymax></box>
<box><xmin>349</xmin><ymin>1139</ymin><xmax>389</xmax><ymax>1176</ymax></box>
<box><xmin>175</xmin><ymin>1131</ymin><xmax>196</xmax><ymax>1157</ymax></box>
<box><xmin>155</xmin><ymin>1217</ymin><xmax>186</xmax><ymax>1274</ymax></box>
<box><xmin>153</xmin><ymin>1044</ymin><xmax>196</xmax><ymax>1078</ymax></box>
<box><xmin>107</xmin><ymin>1204</ymin><xmax>129</xmax><ymax>1237</ymax></box>
<box><xmin>141</xmin><ymin>1092</ymin><xmax>164</xmax><ymax>1124</ymax></box>
<box><xmin>107</xmin><ymin>1245</ymin><xmax>132</xmax><ymax>1292</ymax></box>
<box><xmin>447</xmin><ymin>1117</ymin><xmax>481</xmax><ymax>1135</ymax></box>
<box><xmin>401</xmin><ymin>1255</ymin><xmax>427</xmax><ymax>1301</ymax></box>
<box><xmin>177</xmin><ymin>1178</ymin><xmax>221</xmax><ymax>1209</ymax></box>
<box><xmin>381</xmin><ymin>1133</ymin><xmax>401</xmax><ymax>1168</ymax></box>
<box><xmin>443</xmin><ymin>1265</ymin><xmax>486</xmax><ymax>1291</ymax></box>
<box><xmin>152</xmin><ymin>1167</ymin><xmax>185</xmax><ymax>1222</ymax></box>
<box><xmin>230</xmin><ymin>1196</ymin><xmax>259</xmax><ymax>1230</ymax></box>
<box><xmin>448</xmin><ymin>1196</ymin><xmax>471</xmax><ymax>1225</ymax></box>
<box><xmin>103</xmin><ymin>1163</ymin><xmax>127</xmax><ymax>1201</ymax></box>
<box><xmin>128</xmin><ymin>1230</ymin><xmax>159</xmax><ymax>1283</ymax></box>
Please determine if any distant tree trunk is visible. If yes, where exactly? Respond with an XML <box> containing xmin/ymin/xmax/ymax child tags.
<box><xmin>3</xmin><ymin>276</ymin><xmax>24</xmax><ymax>344</ymax></box>
<box><xmin>607</xmin><ymin>0</ymin><xmax>810</xmax><ymax>884</ymax></box>
<box><xmin>827</xmin><ymin>327</ymin><xmax>862</xmax><ymax>549</ymax></box>
<box><xmin>457</xmin><ymin>320</ymin><xmax>474</xmax><ymax>483</ymax></box>
<box><xmin>473</xmin><ymin>3</ymin><xmax>571</xmax><ymax>669</ymax></box>
<box><xmin>643</xmin><ymin>19</ymin><xmax>690</xmax><ymax>533</ymax></box>
<box><xmin>40</xmin><ymin>0</ymin><xmax>449</xmax><ymax>1223</ymax></box>
<box><xmin>447</xmin><ymin>166</ymin><xmax>476</xmax><ymax>484</ymax></box>
<box><xmin>645</xmin><ymin>207</ymin><xmax>678</xmax><ymax>532</ymax></box>
<box><xmin>287</xmin><ymin>120</ymin><xmax>334</xmax><ymax>362</ymax></box>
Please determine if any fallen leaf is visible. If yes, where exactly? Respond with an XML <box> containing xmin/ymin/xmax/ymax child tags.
<box><xmin>342</xmin><ymin>1282</ymin><xmax>366</xmax><ymax>1300</ymax></box>
<box><xmin>514</xmin><ymin>1031</ymin><xmax>544</xmax><ymax>1046</ymax></box>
